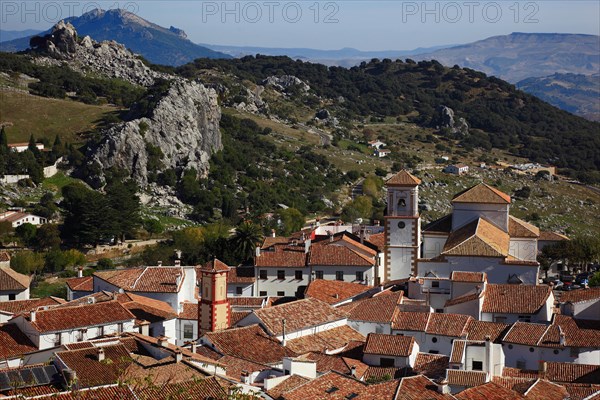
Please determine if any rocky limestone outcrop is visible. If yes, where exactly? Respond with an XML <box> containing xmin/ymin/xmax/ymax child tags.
<box><xmin>87</xmin><ymin>79</ymin><xmax>221</xmax><ymax>187</ymax></box>
<box><xmin>262</xmin><ymin>75</ymin><xmax>310</xmax><ymax>93</ymax></box>
<box><xmin>30</xmin><ymin>20</ymin><xmax>164</xmax><ymax>86</ymax></box>
<box><xmin>435</xmin><ymin>105</ymin><xmax>469</xmax><ymax>136</ymax></box>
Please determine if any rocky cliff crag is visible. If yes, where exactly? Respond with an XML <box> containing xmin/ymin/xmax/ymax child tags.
<box><xmin>31</xmin><ymin>21</ymin><xmax>222</xmax><ymax>188</ymax></box>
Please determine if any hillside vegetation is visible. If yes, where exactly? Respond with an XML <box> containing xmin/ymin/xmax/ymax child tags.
<box><xmin>177</xmin><ymin>56</ymin><xmax>600</xmax><ymax>183</ymax></box>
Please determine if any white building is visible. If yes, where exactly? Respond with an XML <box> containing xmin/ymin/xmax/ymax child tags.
<box><xmin>0</xmin><ymin>211</ymin><xmax>47</xmax><ymax>228</ymax></box>
<box><xmin>368</xmin><ymin>140</ymin><xmax>387</xmax><ymax>149</ymax></box>
<box><xmin>362</xmin><ymin>333</ymin><xmax>419</xmax><ymax>368</ymax></box>
<box><xmin>443</xmin><ymin>164</ymin><xmax>469</xmax><ymax>175</ymax></box>
<box><xmin>374</xmin><ymin>148</ymin><xmax>391</xmax><ymax>158</ymax></box>
<box><xmin>10</xmin><ymin>300</ymin><xmax>136</xmax><ymax>350</ymax></box>
<box><xmin>7</xmin><ymin>142</ymin><xmax>44</xmax><ymax>152</ymax></box>
<box><xmin>0</xmin><ymin>266</ymin><xmax>31</xmax><ymax>301</ymax></box>
<box><xmin>558</xmin><ymin>288</ymin><xmax>600</xmax><ymax>320</ymax></box>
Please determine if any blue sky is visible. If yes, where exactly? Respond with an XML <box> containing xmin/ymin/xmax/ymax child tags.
<box><xmin>2</xmin><ymin>1</ymin><xmax>599</xmax><ymax>49</ymax></box>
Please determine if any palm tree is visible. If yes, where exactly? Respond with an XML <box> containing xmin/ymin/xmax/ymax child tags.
<box><xmin>231</xmin><ymin>221</ymin><xmax>263</xmax><ymax>263</ymax></box>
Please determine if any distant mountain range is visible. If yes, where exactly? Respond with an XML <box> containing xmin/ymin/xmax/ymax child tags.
<box><xmin>197</xmin><ymin>43</ymin><xmax>455</xmax><ymax>67</ymax></box>
<box><xmin>0</xmin><ymin>29</ymin><xmax>42</xmax><ymax>42</ymax></box>
<box><xmin>415</xmin><ymin>32</ymin><xmax>599</xmax><ymax>83</ymax></box>
<box><xmin>1</xmin><ymin>11</ymin><xmax>598</xmax><ymax>120</ymax></box>
<box><xmin>0</xmin><ymin>9</ymin><xmax>230</xmax><ymax>65</ymax></box>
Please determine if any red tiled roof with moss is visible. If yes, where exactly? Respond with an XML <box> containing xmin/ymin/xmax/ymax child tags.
<box><xmin>0</xmin><ymin>323</ymin><xmax>37</xmax><ymax>359</ymax></box>
<box><xmin>452</xmin><ymin>183</ymin><xmax>511</xmax><ymax>204</ymax></box>
<box><xmin>343</xmin><ymin>290</ymin><xmax>402</xmax><ymax>323</ymax></box>
<box><xmin>364</xmin><ymin>333</ymin><xmax>414</xmax><ymax>357</ymax></box>
<box><xmin>285</xmin><ymin>325</ymin><xmax>365</xmax><ymax>354</ymax></box>
<box><xmin>65</xmin><ymin>276</ymin><xmax>93</xmax><ymax>292</ymax></box>
<box><xmin>0</xmin><ymin>266</ymin><xmax>31</xmax><ymax>291</ymax></box>
<box><xmin>482</xmin><ymin>284</ymin><xmax>552</xmax><ymax>314</ymax></box>
<box><xmin>305</xmin><ymin>279</ymin><xmax>372</xmax><ymax>305</ymax></box>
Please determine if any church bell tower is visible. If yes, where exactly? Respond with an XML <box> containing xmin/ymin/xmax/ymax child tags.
<box><xmin>384</xmin><ymin>170</ymin><xmax>422</xmax><ymax>281</ymax></box>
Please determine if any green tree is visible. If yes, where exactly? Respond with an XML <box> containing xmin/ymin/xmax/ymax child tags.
<box><xmin>589</xmin><ymin>272</ymin><xmax>600</xmax><ymax>287</ymax></box>
<box><xmin>231</xmin><ymin>221</ymin><xmax>263</xmax><ymax>263</ymax></box>
<box><xmin>15</xmin><ymin>223</ymin><xmax>37</xmax><ymax>247</ymax></box>
<box><xmin>34</xmin><ymin>224</ymin><xmax>61</xmax><ymax>250</ymax></box>
<box><xmin>143</xmin><ymin>219</ymin><xmax>164</xmax><ymax>238</ymax></box>
<box><xmin>97</xmin><ymin>258</ymin><xmax>115</xmax><ymax>270</ymax></box>
<box><xmin>10</xmin><ymin>251</ymin><xmax>44</xmax><ymax>275</ymax></box>
<box><xmin>362</xmin><ymin>176</ymin><xmax>383</xmax><ymax>199</ymax></box>
<box><xmin>341</xmin><ymin>196</ymin><xmax>373</xmax><ymax>223</ymax></box>
<box><xmin>277</xmin><ymin>208</ymin><xmax>305</xmax><ymax>236</ymax></box>
<box><xmin>106</xmin><ymin>180</ymin><xmax>141</xmax><ymax>242</ymax></box>
<box><xmin>171</xmin><ymin>227</ymin><xmax>205</xmax><ymax>264</ymax></box>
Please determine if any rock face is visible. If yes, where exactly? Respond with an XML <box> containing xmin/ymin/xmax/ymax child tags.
<box><xmin>31</xmin><ymin>20</ymin><xmax>164</xmax><ymax>86</ymax></box>
<box><xmin>435</xmin><ymin>106</ymin><xmax>469</xmax><ymax>136</ymax></box>
<box><xmin>262</xmin><ymin>75</ymin><xmax>310</xmax><ymax>93</ymax></box>
<box><xmin>87</xmin><ymin>79</ymin><xmax>221</xmax><ymax>186</ymax></box>
<box><xmin>33</xmin><ymin>21</ymin><xmax>222</xmax><ymax>188</ymax></box>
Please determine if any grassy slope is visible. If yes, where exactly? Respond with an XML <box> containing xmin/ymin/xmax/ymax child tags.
<box><xmin>0</xmin><ymin>89</ymin><xmax>115</xmax><ymax>144</ymax></box>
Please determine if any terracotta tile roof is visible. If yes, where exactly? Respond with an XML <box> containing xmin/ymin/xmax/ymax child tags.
<box><xmin>285</xmin><ymin>325</ymin><xmax>365</xmax><ymax>354</ymax></box>
<box><xmin>558</xmin><ymin>288</ymin><xmax>600</xmax><ymax>304</ymax></box>
<box><xmin>392</xmin><ymin>311</ymin><xmax>430</xmax><ymax>331</ymax></box>
<box><xmin>0</xmin><ymin>297</ymin><xmax>64</xmax><ymax>315</ymax></box>
<box><xmin>491</xmin><ymin>376</ymin><xmax>536</xmax><ymax>392</ymax></box>
<box><xmin>552</xmin><ymin>315</ymin><xmax>600</xmax><ymax>348</ymax></box>
<box><xmin>442</xmin><ymin>218</ymin><xmax>509</xmax><ymax>258</ymax></box>
<box><xmin>229</xmin><ymin>296</ymin><xmax>265</xmax><ymax>308</ymax></box>
<box><xmin>0</xmin><ymin>252</ymin><xmax>10</xmax><ymax>262</ymax></box>
<box><xmin>135</xmin><ymin>378</ymin><xmax>228</xmax><ymax>400</ymax></box>
<box><xmin>0</xmin><ymin>323</ymin><xmax>37</xmax><ymax>359</ymax></box>
<box><xmin>466</xmin><ymin>321</ymin><xmax>511</xmax><ymax>342</ymax></box>
<box><xmin>344</xmin><ymin>290</ymin><xmax>402</xmax><ymax>323</ymax></box>
<box><xmin>451</xmin><ymin>271</ymin><xmax>486</xmax><ymax>282</ymax></box>
<box><xmin>18</xmin><ymin>385</ymin><xmax>137</xmax><ymax>400</ymax></box>
<box><xmin>397</xmin><ymin>375</ymin><xmax>456</xmax><ymax>399</ymax></box>
<box><xmin>452</xmin><ymin>183</ymin><xmax>511</xmax><ymax>204</ymax></box>
<box><xmin>297</xmin><ymin>352</ymin><xmax>368</xmax><ymax>377</ymax></box>
<box><xmin>267</xmin><ymin>374</ymin><xmax>310</xmax><ymax>399</ymax></box>
<box><xmin>255</xmin><ymin>245</ymin><xmax>307</xmax><ymax>267</ymax></box>
<box><xmin>3</xmin><ymin>383</ymin><xmax>62</xmax><ymax>397</ymax></box>
<box><xmin>26</xmin><ymin>300</ymin><xmax>136</xmax><ymax>333</ymax></box>
<box><xmin>387</xmin><ymin>170</ymin><xmax>422</xmax><ymax>186</ymax></box>
<box><xmin>562</xmin><ymin>383</ymin><xmax>600</xmax><ymax>400</ymax></box>
<box><xmin>446</xmin><ymin>369</ymin><xmax>488</xmax><ymax>388</ymax></box>
<box><xmin>200</xmin><ymin>258</ymin><xmax>230</xmax><ymax>273</ymax></box>
<box><xmin>203</xmin><ymin>324</ymin><xmax>295</xmax><ymax>364</ymax></box>
<box><xmin>281</xmin><ymin>370</ymin><xmax>367</xmax><ymax>400</ymax></box>
<box><xmin>227</xmin><ymin>266</ymin><xmax>255</xmax><ymax>284</ymax></box>
<box><xmin>505</xmin><ymin>363</ymin><xmax>600</xmax><ymax>384</ymax></box>
<box><xmin>425</xmin><ymin>313</ymin><xmax>472</xmax><ymax>337</ymax></box>
<box><xmin>0</xmin><ymin>266</ymin><xmax>31</xmax><ymax>291</ymax></box>
<box><xmin>509</xmin><ymin>216</ymin><xmax>540</xmax><ymax>238</ymax></box>
<box><xmin>503</xmin><ymin>322</ymin><xmax>550</xmax><ymax>346</ymax></box>
<box><xmin>94</xmin><ymin>267</ymin><xmax>185</xmax><ymax>293</ymax></box>
<box><xmin>65</xmin><ymin>276</ymin><xmax>93</xmax><ymax>292</ymax></box>
<box><xmin>444</xmin><ymin>290</ymin><xmax>481</xmax><ymax>307</ymax></box>
<box><xmin>194</xmin><ymin>344</ymin><xmax>222</xmax><ymax>360</ymax></box>
<box><xmin>218</xmin><ymin>354</ymin><xmax>270</xmax><ymax>378</ymax></box>
<box><xmin>304</xmin><ymin>279</ymin><xmax>372</xmax><ymax>305</ymax></box>
<box><xmin>364</xmin><ymin>333</ymin><xmax>415</xmax><ymax>357</ymax></box>
<box><xmin>55</xmin><ymin>344</ymin><xmax>133</xmax><ymax>387</ymax></box>
<box><xmin>412</xmin><ymin>353</ymin><xmax>450</xmax><ymax>379</ymax></box>
<box><xmin>308</xmin><ymin>243</ymin><xmax>375</xmax><ymax>266</ymax></box>
<box><xmin>524</xmin><ymin>379</ymin><xmax>570</xmax><ymax>399</ymax></box>
<box><xmin>356</xmin><ymin>379</ymin><xmax>401</xmax><ymax>399</ymax></box>
<box><xmin>262</xmin><ymin>236</ymin><xmax>291</xmax><ymax>249</ymax></box>
<box><xmin>538</xmin><ymin>231</ymin><xmax>569</xmax><ymax>241</ymax></box>
<box><xmin>365</xmin><ymin>233</ymin><xmax>385</xmax><ymax>250</ymax></box>
<box><xmin>423</xmin><ymin>214</ymin><xmax>453</xmax><ymax>234</ymax></box>
<box><xmin>450</xmin><ymin>339</ymin><xmax>468</xmax><ymax>363</ymax></box>
<box><xmin>482</xmin><ymin>284</ymin><xmax>552</xmax><ymax>314</ymax></box>
<box><xmin>178</xmin><ymin>302</ymin><xmax>198</xmax><ymax>320</ymax></box>
<box><xmin>455</xmin><ymin>382</ymin><xmax>521</xmax><ymax>399</ymax></box>
<box><xmin>252</xmin><ymin>298</ymin><xmax>348</xmax><ymax>336</ymax></box>
<box><xmin>118</xmin><ymin>292</ymin><xmax>177</xmax><ymax>323</ymax></box>
<box><xmin>363</xmin><ymin>366</ymin><xmax>408</xmax><ymax>381</ymax></box>
<box><xmin>231</xmin><ymin>311</ymin><xmax>251</xmax><ymax>325</ymax></box>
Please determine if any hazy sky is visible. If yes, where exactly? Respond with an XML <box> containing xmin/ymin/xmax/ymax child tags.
<box><xmin>2</xmin><ymin>1</ymin><xmax>599</xmax><ymax>49</ymax></box>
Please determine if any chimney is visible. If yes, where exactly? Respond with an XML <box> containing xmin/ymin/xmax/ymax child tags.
<box><xmin>190</xmin><ymin>341</ymin><xmax>197</xmax><ymax>353</ymax></box>
<box><xmin>175</xmin><ymin>249</ymin><xmax>182</xmax><ymax>260</ymax></box>
<box><xmin>485</xmin><ymin>335</ymin><xmax>493</xmax><ymax>375</ymax></box>
<box><xmin>271</xmin><ymin>229</ymin><xmax>276</xmax><ymax>238</ymax></box>
<box><xmin>140</xmin><ymin>320</ymin><xmax>150</xmax><ymax>336</ymax></box>
<box><xmin>329</xmin><ymin>232</ymin><xmax>334</xmax><ymax>242</ymax></box>
<box><xmin>97</xmin><ymin>347</ymin><xmax>105</xmax><ymax>362</ymax></box>
<box><xmin>282</xmin><ymin>319</ymin><xmax>287</xmax><ymax>346</ymax></box>
<box><xmin>350</xmin><ymin>366</ymin><xmax>356</xmax><ymax>377</ymax></box>
<box><xmin>305</xmin><ymin>239</ymin><xmax>311</xmax><ymax>254</ymax></box>
<box><xmin>538</xmin><ymin>361</ymin><xmax>548</xmax><ymax>379</ymax></box>
<box><xmin>77</xmin><ymin>266</ymin><xmax>83</xmax><ymax>278</ymax></box>
<box><xmin>174</xmin><ymin>260</ymin><xmax>181</xmax><ymax>267</ymax></box>
<box><xmin>256</xmin><ymin>246</ymin><xmax>261</xmax><ymax>258</ymax></box>
<box><xmin>63</xmin><ymin>369</ymin><xmax>77</xmax><ymax>386</ymax></box>
<box><xmin>30</xmin><ymin>310</ymin><xmax>36</xmax><ymax>322</ymax></box>
<box><xmin>436</xmin><ymin>379</ymin><xmax>450</xmax><ymax>394</ymax></box>
<box><xmin>175</xmin><ymin>349</ymin><xmax>183</xmax><ymax>363</ymax></box>
<box><xmin>241</xmin><ymin>370</ymin><xmax>251</xmax><ymax>384</ymax></box>
<box><xmin>157</xmin><ymin>261</ymin><xmax>163</xmax><ymax>267</ymax></box>
<box><xmin>157</xmin><ymin>336</ymin><xmax>169</xmax><ymax>347</ymax></box>
<box><xmin>559</xmin><ymin>332</ymin><xmax>566</xmax><ymax>346</ymax></box>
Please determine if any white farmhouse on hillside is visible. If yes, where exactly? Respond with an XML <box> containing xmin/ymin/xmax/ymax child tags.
<box><xmin>0</xmin><ymin>211</ymin><xmax>47</xmax><ymax>228</ymax></box>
